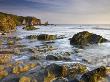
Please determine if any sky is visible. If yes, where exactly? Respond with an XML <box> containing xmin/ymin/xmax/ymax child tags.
<box><xmin>0</xmin><ymin>0</ymin><xmax>110</xmax><ymax>24</ymax></box>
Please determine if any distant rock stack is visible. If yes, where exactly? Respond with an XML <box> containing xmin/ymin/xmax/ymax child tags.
<box><xmin>22</xmin><ymin>17</ymin><xmax>41</xmax><ymax>26</ymax></box>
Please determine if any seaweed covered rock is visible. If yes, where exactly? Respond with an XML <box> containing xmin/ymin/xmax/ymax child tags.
<box><xmin>70</xmin><ymin>31</ymin><xmax>108</xmax><ymax>47</ymax></box>
<box><xmin>80</xmin><ymin>66</ymin><xmax>106</xmax><ymax>82</ymax></box>
<box><xmin>37</xmin><ymin>34</ymin><xmax>57</xmax><ymax>40</ymax></box>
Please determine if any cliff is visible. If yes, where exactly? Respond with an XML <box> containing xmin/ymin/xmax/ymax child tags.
<box><xmin>0</xmin><ymin>12</ymin><xmax>41</xmax><ymax>32</ymax></box>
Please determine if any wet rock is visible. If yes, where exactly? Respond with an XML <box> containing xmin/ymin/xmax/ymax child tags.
<box><xmin>24</xmin><ymin>66</ymin><xmax>45</xmax><ymax>82</ymax></box>
<box><xmin>0</xmin><ymin>54</ymin><xmax>12</xmax><ymax>64</ymax></box>
<box><xmin>46</xmin><ymin>55</ymin><xmax>70</xmax><ymax>61</ymax></box>
<box><xmin>1</xmin><ymin>74</ymin><xmax>19</xmax><ymax>82</ymax></box>
<box><xmin>46</xmin><ymin>55</ymin><xmax>59</xmax><ymax>61</ymax></box>
<box><xmin>12</xmin><ymin>63</ymin><xmax>36</xmax><ymax>74</ymax></box>
<box><xmin>80</xmin><ymin>66</ymin><xmax>106</xmax><ymax>82</ymax></box>
<box><xmin>37</xmin><ymin>34</ymin><xmax>57</xmax><ymax>40</ymax></box>
<box><xmin>7</xmin><ymin>39</ymin><xmax>15</xmax><ymax>45</ymax></box>
<box><xmin>52</xmin><ymin>77</ymin><xmax>68</xmax><ymax>82</ymax></box>
<box><xmin>44</xmin><ymin>63</ymin><xmax>88</xmax><ymax>82</ymax></box>
<box><xmin>70</xmin><ymin>31</ymin><xmax>108</xmax><ymax>47</ymax></box>
<box><xmin>44</xmin><ymin>64</ymin><xmax>63</xmax><ymax>77</ymax></box>
<box><xmin>19</xmin><ymin>76</ymin><xmax>37</xmax><ymax>82</ymax></box>
<box><xmin>26</xmin><ymin>35</ymin><xmax>37</xmax><ymax>39</ymax></box>
<box><xmin>44</xmin><ymin>64</ymin><xmax>63</xmax><ymax>82</ymax></box>
<box><xmin>68</xmin><ymin>79</ymin><xmax>80</xmax><ymax>82</ymax></box>
<box><xmin>23</xmin><ymin>26</ymin><xmax>38</xmax><ymax>30</ymax></box>
<box><xmin>56</xmin><ymin>35</ymin><xmax>66</xmax><ymax>39</ymax></box>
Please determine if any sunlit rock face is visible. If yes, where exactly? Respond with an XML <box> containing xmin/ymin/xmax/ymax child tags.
<box><xmin>70</xmin><ymin>31</ymin><xmax>108</xmax><ymax>47</ymax></box>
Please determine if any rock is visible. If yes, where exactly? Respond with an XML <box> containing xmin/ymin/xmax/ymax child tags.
<box><xmin>0</xmin><ymin>15</ymin><xmax>16</xmax><ymax>32</ymax></box>
<box><xmin>0</xmin><ymin>54</ymin><xmax>12</xmax><ymax>64</ymax></box>
<box><xmin>46</xmin><ymin>55</ymin><xmax>70</xmax><ymax>61</ymax></box>
<box><xmin>52</xmin><ymin>77</ymin><xmax>68</xmax><ymax>82</ymax></box>
<box><xmin>26</xmin><ymin>34</ymin><xmax>57</xmax><ymax>40</ymax></box>
<box><xmin>80</xmin><ymin>66</ymin><xmax>106</xmax><ymax>82</ymax></box>
<box><xmin>19</xmin><ymin>76</ymin><xmax>37</xmax><ymax>82</ymax></box>
<box><xmin>56</xmin><ymin>35</ymin><xmax>66</xmax><ymax>39</ymax></box>
<box><xmin>46</xmin><ymin>55</ymin><xmax>59</xmax><ymax>61</ymax></box>
<box><xmin>37</xmin><ymin>34</ymin><xmax>57</xmax><ymax>40</ymax></box>
<box><xmin>12</xmin><ymin>63</ymin><xmax>36</xmax><ymax>74</ymax></box>
<box><xmin>26</xmin><ymin>35</ymin><xmax>37</xmax><ymax>39</ymax></box>
<box><xmin>23</xmin><ymin>26</ymin><xmax>37</xmax><ymax>30</ymax></box>
<box><xmin>7</xmin><ymin>40</ymin><xmax>15</xmax><ymax>45</ymax></box>
<box><xmin>1</xmin><ymin>74</ymin><xmax>19</xmax><ymax>82</ymax></box>
<box><xmin>24</xmin><ymin>66</ymin><xmax>45</xmax><ymax>82</ymax></box>
<box><xmin>44</xmin><ymin>64</ymin><xmax>63</xmax><ymax>82</ymax></box>
<box><xmin>70</xmin><ymin>31</ymin><xmax>108</xmax><ymax>47</ymax></box>
<box><xmin>44</xmin><ymin>64</ymin><xmax>63</xmax><ymax>77</ymax></box>
<box><xmin>68</xmin><ymin>79</ymin><xmax>80</xmax><ymax>82</ymax></box>
<box><xmin>44</xmin><ymin>63</ymin><xmax>88</xmax><ymax>82</ymax></box>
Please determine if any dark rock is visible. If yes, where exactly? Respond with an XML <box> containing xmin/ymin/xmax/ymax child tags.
<box><xmin>24</xmin><ymin>66</ymin><xmax>45</xmax><ymax>82</ymax></box>
<box><xmin>68</xmin><ymin>79</ymin><xmax>80</xmax><ymax>82</ymax></box>
<box><xmin>44</xmin><ymin>63</ymin><xmax>63</xmax><ymax>77</ymax></box>
<box><xmin>80</xmin><ymin>66</ymin><xmax>106</xmax><ymax>82</ymax></box>
<box><xmin>70</xmin><ymin>31</ymin><xmax>108</xmax><ymax>47</ymax></box>
<box><xmin>37</xmin><ymin>34</ymin><xmax>57</xmax><ymax>40</ymax></box>
<box><xmin>46</xmin><ymin>55</ymin><xmax>71</xmax><ymax>61</ymax></box>
<box><xmin>1</xmin><ymin>74</ymin><xmax>19</xmax><ymax>82</ymax></box>
<box><xmin>56</xmin><ymin>35</ymin><xmax>66</xmax><ymax>39</ymax></box>
<box><xmin>26</xmin><ymin>35</ymin><xmax>37</xmax><ymax>39</ymax></box>
<box><xmin>46</xmin><ymin>55</ymin><xmax>59</xmax><ymax>61</ymax></box>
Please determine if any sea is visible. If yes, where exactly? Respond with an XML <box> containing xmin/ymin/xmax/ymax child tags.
<box><xmin>14</xmin><ymin>24</ymin><xmax>110</xmax><ymax>69</ymax></box>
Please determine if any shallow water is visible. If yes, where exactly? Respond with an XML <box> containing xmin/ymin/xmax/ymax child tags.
<box><xmin>15</xmin><ymin>24</ymin><xmax>110</xmax><ymax>68</ymax></box>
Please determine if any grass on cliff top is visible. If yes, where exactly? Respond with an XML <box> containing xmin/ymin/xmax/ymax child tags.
<box><xmin>23</xmin><ymin>26</ymin><xmax>38</xmax><ymax>31</ymax></box>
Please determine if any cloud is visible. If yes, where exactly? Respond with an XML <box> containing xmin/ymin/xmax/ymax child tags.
<box><xmin>0</xmin><ymin>0</ymin><xmax>110</xmax><ymax>24</ymax></box>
